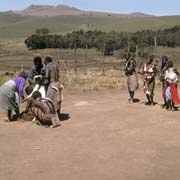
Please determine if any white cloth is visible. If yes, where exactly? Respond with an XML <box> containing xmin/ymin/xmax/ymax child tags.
<box><xmin>165</xmin><ymin>68</ymin><xmax>178</xmax><ymax>84</ymax></box>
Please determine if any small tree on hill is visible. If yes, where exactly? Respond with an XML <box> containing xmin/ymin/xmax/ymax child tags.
<box><xmin>35</xmin><ymin>28</ymin><xmax>49</xmax><ymax>36</ymax></box>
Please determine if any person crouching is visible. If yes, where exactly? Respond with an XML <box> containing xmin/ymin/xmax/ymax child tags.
<box><xmin>23</xmin><ymin>90</ymin><xmax>61</xmax><ymax>128</ymax></box>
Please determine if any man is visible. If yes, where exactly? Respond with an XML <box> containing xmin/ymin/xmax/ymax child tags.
<box><xmin>28</xmin><ymin>56</ymin><xmax>47</xmax><ymax>87</ymax></box>
<box><xmin>44</xmin><ymin>56</ymin><xmax>63</xmax><ymax>118</ymax></box>
<box><xmin>143</xmin><ymin>55</ymin><xmax>157</xmax><ymax>105</ymax></box>
<box><xmin>23</xmin><ymin>90</ymin><xmax>61</xmax><ymax>128</ymax></box>
<box><xmin>124</xmin><ymin>52</ymin><xmax>138</xmax><ymax>103</ymax></box>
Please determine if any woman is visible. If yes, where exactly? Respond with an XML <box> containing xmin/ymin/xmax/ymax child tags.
<box><xmin>124</xmin><ymin>52</ymin><xmax>138</xmax><ymax>103</ymax></box>
<box><xmin>0</xmin><ymin>71</ymin><xmax>28</xmax><ymax>121</ymax></box>
<box><xmin>165</xmin><ymin>61</ymin><xmax>180</xmax><ymax>111</ymax></box>
<box><xmin>159</xmin><ymin>56</ymin><xmax>169</xmax><ymax>109</ymax></box>
<box><xmin>143</xmin><ymin>55</ymin><xmax>157</xmax><ymax>105</ymax></box>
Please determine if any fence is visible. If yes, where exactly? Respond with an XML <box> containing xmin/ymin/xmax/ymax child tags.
<box><xmin>54</xmin><ymin>48</ymin><xmax>148</xmax><ymax>78</ymax></box>
<box><xmin>0</xmin><ymin>47</ymin><xmax>151</xmax><ymax>79</ymax></box>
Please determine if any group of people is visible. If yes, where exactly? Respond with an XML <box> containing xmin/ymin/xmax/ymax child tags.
<box><xmin>0</xmin><ymin>55</ymin><xmax>62</xmax><ymax>127</ymax></box>
<box><xmin>0</xmin><ymin>51</ymin><xmax>179</xmax><ymax>127</ymax></box>
<box><xmin>124</xmin><ymin>52</ymin><xmax>180</xmax><ymax>111</ymax></box>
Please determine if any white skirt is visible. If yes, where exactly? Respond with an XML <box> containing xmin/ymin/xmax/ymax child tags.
<box><xmin>0</xmin><ymin>80</ymin><xmax>19</xmax><ymax>110</ymax></box>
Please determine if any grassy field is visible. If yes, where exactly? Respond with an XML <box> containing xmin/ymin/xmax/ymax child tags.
<box><xmin>0</xmin><ymin>45</ymin><xmax>180</xmax><ymax>90</ymax></box>
<box><xmin>0</xmin><ymin>12</ymin><xmax>180</xmax><ymax>40</ymax></box>
<box><xmin>1</xmin><ymin>12</ymin><xmax>180</xmax><ymax>90</ymax></box>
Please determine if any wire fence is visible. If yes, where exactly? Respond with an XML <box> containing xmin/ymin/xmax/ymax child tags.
<box><xmin>0</xmin><ymin>48</ymin><xmax>150</xmax><ymax>78</ymax></box>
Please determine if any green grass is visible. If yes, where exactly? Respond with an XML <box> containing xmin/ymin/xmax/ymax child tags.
<box><xmin>0</xmin><ymin>14</ymin><xmax>120</xmax><ymax>39</ymax></box>
<box><xmin>93</xmin><ymin>16</ymin><xmax>180</xmax><ymax>32</ymax></box>
<box><xmin>1</xmin><ymin>13</ymin><xmax>180</xmax><ymax>89</ymax></box>
<box><xmin>0</xmin><ymin>12</ymin><xmax>36</xmax><ymax>27</ymax></box>
<box><xmin>1</xmin><ymin>13</ymin><xmax>180</xmax><ymax>40</ymax></box>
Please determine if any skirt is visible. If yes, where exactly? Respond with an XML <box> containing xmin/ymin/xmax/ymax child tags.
<box><xmin>0</xmin><ymin>80</ymin><xmax>19</xmax><ymax>110</ymax></box>
<box><xmin>127</xmin><ymin>74</ymin><xmax>138</xmax><ymax>92</ymax></box>
<box><xmin>169</xmin><ymin>83</ymin><xmax>180</xmax><ymax>105</ymax></box>
<box><xmin>144</xmin><ymin>78</ymin><xmax>155</xmax><ymax>96</ymax></box>
<box><xmin>46</xmin><ymin>82</ymin><xmax>63</xmax><ymax>111</ymax></box>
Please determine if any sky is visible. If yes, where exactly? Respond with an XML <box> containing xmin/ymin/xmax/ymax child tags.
<box><xmin>0</xmin><ymin>0</ymin><xmax>180</xmax><ymax>16</ymax></box>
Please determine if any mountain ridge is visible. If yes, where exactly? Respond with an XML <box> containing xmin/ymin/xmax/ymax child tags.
<box><xmin>13</xmin><ymin>4</ymin><xmax>153</xmax><ymax>17</ymax></box>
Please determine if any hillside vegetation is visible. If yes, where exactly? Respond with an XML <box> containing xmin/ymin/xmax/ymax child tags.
<box><xmin>0</xmin><ymin>11</ymin><xmax>180</xmax><ymax>40</ymax></box>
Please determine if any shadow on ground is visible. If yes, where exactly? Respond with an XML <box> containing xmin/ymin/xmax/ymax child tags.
<box><xmin>60</xmin><ymin>113</ymin><xmax>71</xmax><ymax>121</ymax></box>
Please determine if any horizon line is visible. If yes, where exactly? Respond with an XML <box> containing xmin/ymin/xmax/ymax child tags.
<box><xmin>0</xmin><ymin>3</ymin><xmax>179</xmax><ymax>17</ymax></box>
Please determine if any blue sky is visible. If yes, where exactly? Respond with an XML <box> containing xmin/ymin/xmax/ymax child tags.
<box><xmin>1</xmin><ymin>0</ymin><xmax>180</xmax><ymax>16</ymax></box>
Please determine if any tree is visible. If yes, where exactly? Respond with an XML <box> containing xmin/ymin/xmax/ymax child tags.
<box><xmin>35</xmin><ymin>28</ymin><xmax>49</xmax><ymax>36</ymax></box>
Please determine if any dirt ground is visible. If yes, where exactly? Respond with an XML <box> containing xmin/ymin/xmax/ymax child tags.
<box><xmin>1</xmin><ymin>87</ymin><xmax>180</xmax><ymax>180</ymax></box>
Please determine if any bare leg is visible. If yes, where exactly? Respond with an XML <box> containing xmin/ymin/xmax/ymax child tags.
<box><xmin>130</xmin><ymin>91</ymin><xmax>134</xmax><ymax>103</ymax></box>
<box><xmin>7</xmin><ymin>110</ymin><xmax>12</xmax><ymax>121</ymax></box>
<box><xmin>162</xmin><ymin>97</ymin><xmax>168</xmax><ymax>109</ymax></box>
<box><xmin>167</xmin><ymin>100</ymin><xmax>172</xmax><ymax>111</ymax></box>
<box><xmin>51</xmin><ymin>113</ymin><xmax>61</xmax><ymax>128</ymax></box>
<box><xmin>150</xmin><ymin>95</ymin><xmax>155</xmax><ymax>106</ymax></box>
<box><xmin>146</xmin><ymin>94</ymin><xmax>151</xmax><ymax>105</ymax></box>
<box><xmin>14</xmin><ymin>108</ymin><xmax>20</xmax><ymax>120</ymax></box>
<box><xmin>172</xmin><ymin>101</ymin><xmax>178</xmax><ymax>111</ymax></box>
<box><xmin>57</xmin><ymin>100</ymin><xmax>62</xmax><ymax>120</ymax></box>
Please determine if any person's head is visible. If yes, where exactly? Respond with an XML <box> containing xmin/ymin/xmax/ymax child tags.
<box><xmin>167</xmin><ymin>60</ymin><xmax>173</xmax><ymax>68</ymax></box>
<box><xmin>123</xmin><ymin>51</ymin><xmax>131</xmax><ymax>60</ymax></box>
<box><xmin>161</xmin><ymin>56</ymin><xmax>168</xmax><ymax>66</ymax></box>
<box><xmin>32</xmin><ymin>91</ymin><xmax>42</xmax><ymax>100</ymax></box>
<box><xmin>44</xmin><ymin>55</ymin><xmax>53</xmax><ymax>65</ymax></box>
<box><xmin>25</xmin><ymin>85</ymin><xmax>34</xmax><ymax>96</ymax></box>
<box><xmin>147</xmin><ymin>55</ymin><xmax>154</xmax><ymax>64</ymax></box>
<box><xmin>19</xmin><ymin>71</ymin><xmax>28</xmax><ymax>79</ymax></box>
<box><xmin>33</xmin><ymin>56</ymin><xmax>42</xmax><ymax>68</ymax></box>
<box><xmin>143</xmin><ymin>53</ymin><xmax>149</xmax><ymax>59</ymax></box>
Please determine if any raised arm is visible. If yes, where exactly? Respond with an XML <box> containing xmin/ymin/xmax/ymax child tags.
<box><xmin>28</xmin><ymin>66</ymin><xmax>35</xmax><ymax>85</ymax></box>
<box><xmin>18</xmin><ymin>78</ymin><xmax>25</xmax><ymax>101</ymax></box>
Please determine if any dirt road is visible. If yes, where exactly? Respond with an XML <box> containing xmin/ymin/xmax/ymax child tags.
<box><xmin>1</xmin><ymin>88</ymin><xmax>180</xmax><ymax>180</ymax></box>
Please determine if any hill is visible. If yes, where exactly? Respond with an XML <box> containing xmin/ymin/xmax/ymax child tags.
<box><xmin>0</xmin><ymin>11</ymin><xmax>36</xmax><ymax>27</ymax></box>
<box><xmin>0</xmin><ymin>5</ymin><xmax>179</xmax><ymax>40</ymax></box>
<box><xmin>15</xmin><ymin>4</ymin><xmax>83</xmax><ymax>16</ymax></box>
<box><xmin>0</xmin><ymin>14</ymin><xmax>180</xmax><ymax>39</ymax></box>
<box><xmin>14</xmin><ymin>4</ymin><xmax>152</xmax><ymax>17</ymax></box>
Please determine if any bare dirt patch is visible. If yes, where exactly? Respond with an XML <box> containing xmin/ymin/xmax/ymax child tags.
<box><xmin>0</xmin><ymin>87</ymin><xmax>180</xmax><ymax>180</ymax></box>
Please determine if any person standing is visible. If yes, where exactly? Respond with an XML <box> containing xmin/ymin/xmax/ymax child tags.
<box><xmin>44</xmin><ymin>56</ymin><xmax>63</xmax><ymax>118</ymax></box>
<box><xmin>165</xmin><ymin>61</ymin><xmax>180</xmax><ymax>111</ymax></box>
<box><xmin>0</xmin><ymin>71</ymin><xmax>28</xmax><ymax>121</ymax></box>
<box><xmin>159</xmin><ymin>56</ymin><xmax>169</xmax><ymax>108</ymax></box>
<box><xmin>143</xmin><ymin>55</ymin><xmax>157</xmax><ymax>105</ymax></box>
<box><xmin>124</xmin><ymin>52</ymin><xmax>138</xmax><ymax>103</ymax></box>
<box><xmin>28</xmin><ymin>56</ymin><xmax>46</xmax><ymax>86</ymax></box>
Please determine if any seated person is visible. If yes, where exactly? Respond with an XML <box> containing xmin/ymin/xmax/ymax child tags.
<box><xmin>23</xmin><ymin>89</ymin><xmax>61</xmax><ymax>128</ymax></box>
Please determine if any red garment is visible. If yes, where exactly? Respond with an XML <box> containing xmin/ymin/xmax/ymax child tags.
<box><xmin>170</xmin><ymin>83</ymin><xmax>180</xmax><ymax>105</ymax></box>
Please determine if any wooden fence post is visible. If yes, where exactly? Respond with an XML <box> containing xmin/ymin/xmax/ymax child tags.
<box><xmin>84</xmin><ymin>44</ymin><xmax>88</xmax><ymax>75</ymax></box>
<box><xmin>73</xmin><ymin>43</ymin><xmax>77</xmax><ymax>75</ymax></box>
<box><xmin>101</xmin><ymin>43</ymin><xmax>105</xmax><ymax>76</ymax></box>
